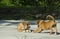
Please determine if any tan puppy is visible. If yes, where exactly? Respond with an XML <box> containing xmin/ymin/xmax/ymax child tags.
<box><xmin>17</xmin><ymin>21</ymin><xmax>29</xmax><ymax>32</ymax></box>
<box><xmin>33</xmin><ymin>15</ymin><xmax>57</xmax><ymax>34</ymax></box>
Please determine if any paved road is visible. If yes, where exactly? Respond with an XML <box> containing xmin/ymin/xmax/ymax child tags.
<box><xmin>0</xmin><ymin>20</ymin><xmax>60</xmax><ymax>39</ymax></box>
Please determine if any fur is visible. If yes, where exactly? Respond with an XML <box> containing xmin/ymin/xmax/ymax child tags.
<box><xmin>33</xmin><ymin>15</ymin><xmax>57</xmax><ymax>34</ymax></box>
<box><xmin>17</xmin><ymin>21</ymin><xmax>29</xmax><ymax>32</ymax></box>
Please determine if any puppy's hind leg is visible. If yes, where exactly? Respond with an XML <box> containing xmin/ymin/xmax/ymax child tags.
<box><xmin>54</xmin><ymin>27</ymin><xmax>57</xmax><ymax>35</ymax></box>
<box><xmin>50</xmin><ymin>27</ymin><xmax>53</xmax><ymax>35</ymax></box>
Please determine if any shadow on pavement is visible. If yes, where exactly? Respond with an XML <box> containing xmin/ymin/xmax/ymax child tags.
<box><xmin>41</xmin><ymin>32</ymin><xmax>60</xmax><ymax>35</ymax></box>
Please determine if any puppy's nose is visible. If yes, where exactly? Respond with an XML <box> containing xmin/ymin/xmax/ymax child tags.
<box><xmin>30</xmin><ymin>30</ymin><xmax>34</xmax><ymax>32</ymax></box>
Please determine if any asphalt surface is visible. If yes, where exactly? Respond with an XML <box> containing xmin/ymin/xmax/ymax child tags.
<box><xmin>0</xmin><ymin>20</ymin><xmax>60</xmax><ymax>39</ymax></box>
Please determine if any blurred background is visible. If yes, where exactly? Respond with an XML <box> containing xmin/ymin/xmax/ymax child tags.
<box><xmin>0</xmin><ymin>0</ymin><xmax>60</xmax><ymax>20</ymax></box>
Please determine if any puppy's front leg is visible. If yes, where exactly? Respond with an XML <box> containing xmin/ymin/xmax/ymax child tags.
<box><xmin>33</xmin><ymin>28</ymin><xmax>42</xmax><ymax>33</ymax></box>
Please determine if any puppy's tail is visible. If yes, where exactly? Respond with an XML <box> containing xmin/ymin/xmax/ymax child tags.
<box><xmin>46</xmin><ymin>15</ymin><xmax>55</xmax><ymax>21</ymax></box>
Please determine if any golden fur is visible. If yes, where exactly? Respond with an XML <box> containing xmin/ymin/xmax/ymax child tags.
<box><xmin>33</xmin><ymin>15</ymin><xmax>57</xmax><ymax>34</ymax></box>
<box><xmin>17</xmin><ymin>21</ymin><xmax>29</xmax><ymax>32</ymax></box>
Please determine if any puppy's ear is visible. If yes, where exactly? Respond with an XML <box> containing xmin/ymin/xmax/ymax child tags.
<box><xmin>39</xmin><ymin>20</ymin><xmax>43</xmax><ymax>24</ymax></box>
<box><xmin>36</xmin><ymin>20</ymin><xmax>39</xmax><ymax>24</ymax></box>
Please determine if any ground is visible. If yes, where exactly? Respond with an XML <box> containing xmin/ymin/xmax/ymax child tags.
<box><xmin>0</xmin><ymin>20</ymin><xmax>60</xmax><ymax>39</ymax></box>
